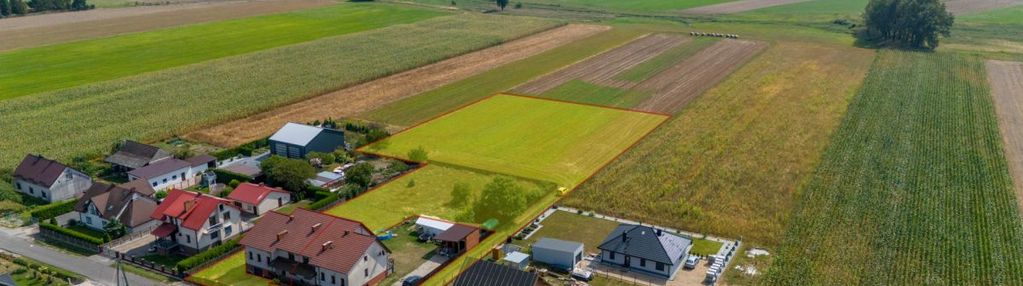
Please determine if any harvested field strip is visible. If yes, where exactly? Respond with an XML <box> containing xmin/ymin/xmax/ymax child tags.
<box><xmin>615</xmin><ymin>37</ymin><xmax>720</xmax><ymax>82</ymax></box>
<box><xmin>681</xmin><ymin>0</ymin><xmax>810</xmax><ymax>15</ymax></box>
<box><xmin>0</xmin><ymin>3</ymin><xmax>444</xmax><ymax>100</ymax></box>
<box><xmin>634</xmin><ymin>39</ymin><xmax>767</xmax><ymax>114</ymax></box>
<box><xmin>987</xmin><ymin>60</ymin><xmax>1023</xmax><ymax>217</ymax></box>
<box><xmin>0</xmin><ymin>15</ymin><xmax>561</xmax><ymax>168</ymax></box>
<box><xmin>538</xmin><ymin>80</ymin><xmax>651</xmax><ymax>108</ymax></box>
<box><xmin>562</xmin><ymin>42</ymin><xmax>874</xmax><ymax>246</ymax></box>
<box><xmin>0</xmin><ymin>0</ymin><xmax>336</xmax><ymax>51</ymax></box>
<box><xmin>945</xmin><ymin>0</ymin><xmax>1023</xmax><ymax>15</ymax></box>
<box><xmin>765</xmin><ymin>51</ymin><xmax>1023</xmax><ymax>285</ymax></box>
<box><xmin>513</xmin><ymin>33</ymin><xmax>689</xmax><ymax>94</ymax></box>
<box><xmin>361</xmin><ymin>27</ymin><xmax>646</xmax><ymax>127</ymax></box>
<box><xmin>186</xmin><ymin>24</ymin><xmax>609</xmax><ymax>147</ymax></box>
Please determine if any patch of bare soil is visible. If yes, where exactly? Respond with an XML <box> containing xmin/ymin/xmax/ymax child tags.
<box><xmin>945</xmin><ymin>0</ymin><xmax>1023</xmax><ymax>14</ymax></box>
<box><xmin>635</xmin><ymin>39</ymin><xmax>766</xmax><ymax>114</ymax></box>
<box><xmin>513</xmin><ymin>34</ymin><xmax>689</xmax><ymax>94</ymax></box>
<box><xmin>681</xmin><ymin>0</ymin><xmax>809</xmax><ymax>15</ymax></box>
<box><xmin>0</xmin><ymin>0</ymin><xmax>333</xmax><ymax>51</ymax></box>
<box><xmin>184</xmin><ymin>24</ymin><xmax>610</xmax><ymax>147</ymax></box>
<box><xmin>986</xmin><ymin>60</ymin><xmax>1023</xmax><ymax>217</ymax></box>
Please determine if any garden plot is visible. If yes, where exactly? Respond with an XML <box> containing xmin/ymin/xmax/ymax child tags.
<box><xmin>188</xmin><ymin>24</ymin><xmax>609</xmax><ymax>147</ymax></box>
<box><xmin>986</xmin><ymin>60</ymin><xmax>1023</xmax><ymax>216</ymax></box>
<box><xmin>362</xmin><ymin>94</ymin><xmax>667</xmax><ymax>188</ymax></box>
<box><xmin>681</xmin><ymin>0</ymin><xmax>811</xmax><ymax>15</ymax></box>
<box><xmin>514</xmin><ymin>34</ymin><xmax>689</xmax><ymax>94</ymax></box>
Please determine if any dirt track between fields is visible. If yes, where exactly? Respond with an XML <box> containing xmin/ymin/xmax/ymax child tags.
<box><xmin>986</xmin><ymin>60</ymin><xmax>1023</xmax><ymax>218</ymax></box>
<box><xmin>945</xmin><ymin>0</ymin><xmax>1023</xmax><ymax>14</ymax></box>
<box><xmin>513</xmin><ymin>34</ymin><xmax>689</xmax><ymax>94</ymax></box>
<box><xmin>184</xmin><ymin>24</ymin><xmax>610</xmax><ymax>147</ymax></box>
<box><xmin>681</xmin><ymin>0</ymin><xmax>809</xmax><ymax>14</ymax></box>
<box><xmin>634</xmin><ymin>39</ymin><xmax>766</xmax><ymax>114</ymax></box>
<box><xmin>0</xmin><ymin>0</ymin><xmax>334</xmax><ymax>51</ymax></box>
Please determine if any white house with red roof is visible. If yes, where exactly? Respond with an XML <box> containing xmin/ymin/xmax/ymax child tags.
<box><xmin>240</xmin><ymin>208</ymin><xmax>391</xmax><ymax>286</ymax></box>
<box><xmin>150</xmin><ymin>189</ymin><xmax>241</xmax><ymax>254</ymax></box>
<box><xmin>227</xmin><ymin>183</ymin><xmax>292</xmax><ymax>215</ymax></box>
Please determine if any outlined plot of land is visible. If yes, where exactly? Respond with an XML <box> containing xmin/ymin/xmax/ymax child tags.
<box><xmin>187</xmin><ymin>24</ymin><xmax>609</xmax><ymax>147</ymax></box>
<box><xmin>945</xmin><ymin>0</ymin><xmax>1023</xmax><ymax>15</ymax></box>
<box><xmin>987</xmin><ymin>60</ymin><xmax>1023</xmax><ymax>217</ymax></box>
<box><xmin>681</xmin><ymin>0</ymin><xmax>811</xmax><ymax>15</ymax></box>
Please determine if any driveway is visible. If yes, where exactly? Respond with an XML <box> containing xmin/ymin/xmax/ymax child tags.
<box><xmin>0</xmin><ymin>226</ymin><xmax>174</xmax><ymax>286</ymax></box>
<box><xmin>392</xmin><ymin>254</ymin><xmax>449</xmax><ymax>286</ymax></box>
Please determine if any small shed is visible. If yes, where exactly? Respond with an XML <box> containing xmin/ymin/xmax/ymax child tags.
<box><xmin>435</xmin><ymin>223</ymin><xmax>480</xmax><ymax>255</ymax></box>
<box><xmin>503</xmin><ymin>251</ymin><xmax>531</xmax><ymax>270</ymax></box>
<box><xmin>532</xmin><ymin>237</ymin><xmax>584</xmax><ymax>271</ymax></box>
<box><xmin>415</xmin><ymin>216</ymin><xmax>454</xmax><ymax>237</ymax></box>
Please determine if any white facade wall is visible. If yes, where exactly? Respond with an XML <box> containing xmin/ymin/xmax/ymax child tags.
<box><xmin>344</xmin><ymin>241</ymin><xmax>389</xmax><ymax>286</ymax></box>
<box><xmin>600</xmin><ymin>250</ymin><xmax>681</xmax><ymax>279</ymax></box>
<box><xmin>255</xmin><ymin>192</ymin><xmax>290</xmax><ymax>215</ymax></box>
<box><xmin>245</xmin><ymin>247</ymin><xmax>272</xmax><ymax>270</ymax></box>
<box><xmin>134</xmin><ymin>165</ymin><xmax>207</xmax><ymax>192</ymax></box>
<box><xmin>14</xmin><ymin>168</ymin><xmax>91</xmax><ymax>203</ymax></box>
<box><xmin>172</xmin><ymin>205</ymin><xmax>241</xmax><ymax>251</ymax></box>
<box><xmin>78</xmin><ymin>203</ymin><xmax>107</xmax><ymax>230</ymax></box>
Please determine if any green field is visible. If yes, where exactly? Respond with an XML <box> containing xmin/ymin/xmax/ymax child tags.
<box><xmin>727</xmin><ymin>0</ymin><xmax>868</xmax><ymax>23</ymax></box>
<box><xmin>324</xmin><ymin>164</ymin><xmax>548</xmax><ymax>232</ymax></box>
<box><xmin>518</xmin><ymin>0</ymin><xmax>735</xmax><ymax>12</ymax></box>
<box><xmin>189</xmin><ymin>252</ymin><xmax>268</xmax><ymax>286</ymax></box>
<box><xmin>364</xmin><ymin>94</ymin><xmax>667</xmax><ymax>188</ymax></box>
<box><xmin>764</xmin><ymin>51</ymin><xmax>1023</xmax><ymax>285</ymax></box>
<box><xmin>0</xmin><ymin>4</ymin><xmax>444</xmax><ymax>100</ymax></box>
<box><xmin>362</xmin><ymin>27</ymin><xmax>645</xmax><ymax>126</ymax></box>
<box><xmin>0</xmin><ymin>15</ymin><xmax>560</xmax><ymax>169</ymax></box>
<box><xmin>536</xmin><ymin>80</ymin><xmax>651</xmax><ymax>108</ymax></box>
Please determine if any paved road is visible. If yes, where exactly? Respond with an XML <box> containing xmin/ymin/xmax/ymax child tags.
<box><xmin>0</xmin><ymin>226</ymin><xmax>167</xmax><ymax>286</ymax></box>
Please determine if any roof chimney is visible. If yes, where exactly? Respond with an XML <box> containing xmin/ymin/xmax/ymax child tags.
<box><xmin>343</xmin><ymin>230</ymin><xmax>349</xmax><ymax>237</ymax></box>
<box><xmin>276</xmin><ymin>230</ymin><xmax>288</xmax><ymax>241</ymax></box>
<box><xmin>311</xmin><ymin>223</ymin><xmax>322</xmax><ymax>234</ymax></box>
<box><xmin>622</xmin><ymin>233</ymin><xmax>628</xmax><ymax>242</ymax></box>
<box><xmin>655</xmin><ymin>229</ymin><xmax>662</xmax><ymax>236</ymax></box>
<box><xmin>288</xmin><ymin>215</ymin><xmax>294</xmax><ymax>222</ymax></box>
<box><xmin>322</xmin><ymin>241</ymin><xmax>333</xmax><ymax>251</ymax></box>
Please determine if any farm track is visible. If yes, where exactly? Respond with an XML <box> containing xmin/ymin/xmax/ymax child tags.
<box><xmin>635</xmin><ymin>39</ymin><xmax>767</xmax><ymax>114</ymax></box>
<box><xmin>945</xmin><ymin>0</ymin><xmax>1023</xmax><ymax>14</ymax></box>
<box><xmin>987</xmin><ymin>60</ymin><xmax>1023</xmax><ymax>218</ymax></box>
<box><xmin>513</xmin><ymin>34</ymin><xmax>689</xmax><ymax>94</ymax></box>
<box><xmin>0</xmin><ymin>0</ymin><xmax>335</xmax><ymax>51</ymax></box>
<box><xmin>680</xmin><ymin>0</ymin><xmax>810</xmax><ymax>15</ymax></box>
<box><xmin>185</xmin><ymin>24</ymin><xmax>610</xmax><ymax>147</ymax></box>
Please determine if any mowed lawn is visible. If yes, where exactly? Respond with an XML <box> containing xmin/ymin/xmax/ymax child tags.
<box><xmin>325</xmin><ymin>164</ymin><xmax>549</xmax><ymax>232</ymax></box>
<box><xmin>188</xmin><ymin>252</ymin><xmax>269</xmax><ymax>286</ymax></box>
<box><xmin>363</xmin><ymin>94</ymin><xmax>667</xmax><ymax>188</ymax></box>
<box><xmin>0</xmin><ymin>3</ymin><xmax>443</xmax><ymax>100</ymax></box>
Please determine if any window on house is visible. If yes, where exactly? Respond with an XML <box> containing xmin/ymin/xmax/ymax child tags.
<box><xmin>331</xmin><ymin>275</ymin><xmax>336</xmax><ymax>284</ymax></box>
<box><xmin>225</xmin><ymin>226</ymin><xmax>233</xmax><ymax>236</ymax></box>
<box><xmin>29</xmin><ymin>187</ymin><xmax>34</xmax><ymax>194</ymax></box>
<box><xmin>363</xmin><ymin>256</ymin><xmax>367</xmax><ymax>262</ymax></box>
<box><xmin>209</xmin><ymin>215</ymin><xmax>218</xmax><ymax>226</ymax></box>
<box><xmin>609</xmin><ymin>252</ymin><xmax>615</xmax><ymax>260</ymax></box>
<box><xmin>152</xmin><ymin>182</ymin><xmax>158</xmax><ymax>187</ymax></box>
<box><xmin>180</xmin><ymin>172</ymin><xmax>186</xmax><ymax>179</ymax></box>
<box><xmin>85</xmin><ymin>216</ymin><xmax>92</xmax><ymax>224</ymax></box>
<box><xmin>162</xmin><ymin>178</ymin><xmax>168</xmax><ymax>183</ymax></box>
<box><xmin>172</xmin><ymin>175</ymin><xmax>177</xmax><ymax>180</ymax></box>
<box><xmin>185</xmin><ymin>235</ymin><xmax>191</xmax><ymax>244</ymax></box>
<box><xmin>320</xmin><ymin>272</ymin><xmax>324</xmax><ymax>281</ymax></box>
<box><xmin>15</xmin><ymin>183</ymin><xmax>20</xmax><ymax>190</ymax></box>
<box><xmin>640</xmin><ymin>258</ymin><xmax>646</xmax><ymax>267</ymax></box>
<box><xmin>364</xmin><ymin>269</ymin><xmax>368</xmax><ymax>277</ymax></box>
<box><xmin>223</xmin><ymin>210</ymin><xmax>231</xmax><ymax>221</ymax></box>
<box><xmin>248</xmin><ymin>251</ymin><xmax>252</xmax><ymax>260</ymax></box>
<box><xmin>656</xmin><ymin>262</ymin><xmax>664</xmax><ymax>271</ymax></box>
<box><xmin>210</xmin><ymin>230</ymin><xmax>219</xmax><ymax>240</ymax></box>
<box><xmin>41</xmin><ymin>192</ymin><xmax>46</xmax><ymax>199</ymax></box>
<box><xmin>289</xmin><ymin>253</ymin><xmax>294</xmax><ymax>261</ymax></box>
<box><xmin>303</xmin><ymin>256</ymin><xmax>309</xmax><ymax>263</ymax></box>
<box><xmin>257</xmin><ymin>254</ymin><xmax>262</xmax><ymax>263</ymax></box>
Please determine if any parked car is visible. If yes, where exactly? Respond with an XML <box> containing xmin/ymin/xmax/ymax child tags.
<box><xmin>402</xmin><ymin>275</ymin><xmax>422</xmax><ymax>286</ymax></box>
<box><xmin>570</xmin><ymin>268</ymin><xmax>593</xmax><ymax>281</ymax></box>
<box><xmin>684</xmin><ymin>255</ymin><xmax>700</xmax><ymax>270</ymax></box>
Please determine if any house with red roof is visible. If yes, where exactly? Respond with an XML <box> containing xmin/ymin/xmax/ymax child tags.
<box><xmin>150</xmin><ymin>189</ymin><xmax>241</xmax><ymax>254</ymax></box>
<box><xmin>226</xmin><ymin>183</ymin><xmax>292</xmax><ymax>215</ymax></box>
<box><xmin>240</xmin><ymin>208</ymin><xmax>391</xmax><ymax>286</ymax></box>
<box><xmin>12</xmin><ymin>154</ymin><xmax>92</xmax><ymax>203</ymax></box>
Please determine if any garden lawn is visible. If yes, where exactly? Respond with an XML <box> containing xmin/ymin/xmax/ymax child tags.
<box><xmin>363</xmin><ymin>94</ymin><xmax>667</xmax><ymax>188</ymax></box>
<box><xmin>188</xmin><ymin>252</ymin><xmax>268</xmax><ymax>286</ymax></box>
<box><xmin>379</xmin><ymin>225</ymin><xmax>439</xmax><ymax>286</ymax></box>
<box><xmin>0</xmin><ymin>3</ymin><xmax>443</xmax><ymax>100</ymax></box>
<box><xmin>512</xmin><ymin>210</ymin><xmax>619</xmax><ymax>253</ymax></box>
<box><xmin>326</xmin><ymin>165</ymin><xmax>547</xmax><ymax>231</ymax></box>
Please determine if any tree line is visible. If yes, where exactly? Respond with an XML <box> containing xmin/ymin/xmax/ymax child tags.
<box><xmin>0</xmin><ymin>0</ymin><xmax>92</xmax><ymax>18</ymax></box>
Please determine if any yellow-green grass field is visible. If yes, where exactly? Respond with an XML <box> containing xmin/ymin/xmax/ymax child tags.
<box><xmin>363</xmin><ymin>94</ymin><xmax>667</xmax><ymax>188</ymax></box>
<box><xmin>324</xmin><ymin>164</ymin><xmax>549</xmax><ymax>232</ymax></box>
<box><xmin>0</xmin><ymin>3</ymin><xmax>444</xmax><ymax>100</ymax></box>
<box><xmin>188</xmin><ymin>251</ymin><xmax>269</xmax><ymax>286</ymax></box>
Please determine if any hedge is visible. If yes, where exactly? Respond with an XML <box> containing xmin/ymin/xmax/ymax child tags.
<box><xmin>212</xmin><ymin>169</ymin><xmax>254</xmax><ymax>185</ymax></box>
<box><xmin>306</xmin><ymin>192</ymin><xmax>339</xmax><ymax>211</ymax></box>
<box><xmin>211</xmin><ymin>138</ymin><xmax>268</xmax><ymax>160</ymax></box>
<box><xmin>31</xmin><ymin>199</ymin><xmax>77</xmax><ymax>220</ymax></box>
<box><xmin>39</xmin><ymin>223</ymin><xmax>107</xmax><ymax>245</ymax></box>
<box><xmin>176</xmin><ymin>237</ymin><xmax>241</xmax><ymax>272</ymax></box>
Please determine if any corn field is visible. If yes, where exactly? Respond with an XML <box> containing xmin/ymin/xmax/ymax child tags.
<box><xmin>763</xmin><ymin>51</ymin><xmax>1023</xmax><ymax>285</ymax></box>
<box><xmin>0</xmin><ymin>14</ymin><xmax>561</xmax><ymax>169</ymax></box>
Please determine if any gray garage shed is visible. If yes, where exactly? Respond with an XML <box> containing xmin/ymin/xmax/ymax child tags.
<box><xmin>532</xmin><ymin>237</ymin><xmax>584</xmax><ymax>271</ymax></box>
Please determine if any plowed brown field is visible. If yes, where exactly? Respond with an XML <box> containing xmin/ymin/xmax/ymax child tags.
<box><xmin>987</xmin><ymin>60</ymin><xmax>1023</xmax><ymax>216</ymax></box>
<box><xmin>635</xmin><ymin>39</ymin><xmax>767</xmax><ymax>114</ymax></box>
<box><xmin>185</xmin><ymin>24</ymin><xmax>610</xmax><ymax>147</ymax></box>
<box><xmin>513</xmin><ymin>34</ymin><xmax>689</xmax><ymax>94</ymax></box>
<box><xmin>681</xmin><ymin>0</ymin><xmax>809</xmax><ymax>15</ymax></box>
<box><xmin>0</xmin><ymin>0</ymin><xmax>334</xmax><ymax>51</ymax></box>
<box><xmin>945</xmin><ymin>0</ymin><xmax>1023</xmax><ymax>14</ymax></box>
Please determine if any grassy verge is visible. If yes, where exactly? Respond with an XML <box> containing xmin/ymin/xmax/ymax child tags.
<box><xmin>121</xmin><ymin>264</ymin><xmax>177</xmax><ymax>284</ymax></box>
<box><xmin>0</xmin><ymin>3</ymin><xmax>445</xmax><ymax>100</ymax></box>
<box><xmin>187</xmin><ymin>251</ymin><xmax>268</xmax><ymax>286</ymax></box>
<box><xmin>361</xmin><ymin>27</ymin><xmax>645</xmax><ymax>126</ymax></box>
<box><xmin>764</xmin><ymin>51</ymin><xmax>1023</xmax><ymax>284</ymax></box>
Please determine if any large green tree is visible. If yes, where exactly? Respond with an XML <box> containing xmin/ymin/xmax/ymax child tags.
<box><xmin>0</xmin><ymin>0</ymin><xmax>11</xmax><ymax>17</ymax></box>
<box><xmin>10</xmin><ymin>0</ymin><xmax>26</xmax><ymax>14</ymax></box>
<box><xmin>861</xmin><ymin>0</ymin><xmax>954</xmax><ymax>50</ymax></box>
<box><xmin>261</xmin><ymin>155</ymin><xmax>316</xmax><ymax>193</ymax></box>
<box><xmin>473</xmin><ymin>176</ymin><xmax>526</xmax><ymax>223</ymax></box>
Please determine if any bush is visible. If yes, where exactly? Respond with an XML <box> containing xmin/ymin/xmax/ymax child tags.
<box><xmin>212</xmin><ymin>169</ymin><xmax>254</xmax><ymax>185</ymax></box>
<box><xmin>227</xmin><ymin>179</ymin><xmax>241</xmax><ymax>188</ymax></box>
<box><xmin>31</xmin><ymin>200</ymin><xmax>77</xmax><ymax>220</ymax></box>
<box><xmin>11</xmin><ymin>256</ymin><xmax>85</xmax><ymax>283</ymax></box>
<box><xmin>176</xmin><ymin>237</ymin><xmax>241</xmax><ymax>272</ymax></box>
<box><xmin>39</xmin><ymin>223</ymin><xmax>107</xmax><ymax>245</ymax></box>
<box><xmin>306</xmin><ymin>193</ymin><xmax>339</xmax><ymax>211</ymax></box>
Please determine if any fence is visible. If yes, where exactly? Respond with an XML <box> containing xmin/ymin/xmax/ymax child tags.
<box><xmin>112</xmin><ymin>251</ymin><xmax>184</xmax><ymax>278</ymax></box>
<box><xmin>37</xmin><ymin>226</ymin><xmax>102</xmax><ymax>253</ymax></box>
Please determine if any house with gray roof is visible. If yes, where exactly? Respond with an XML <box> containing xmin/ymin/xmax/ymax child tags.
<box><xmin>598</xmin><ymin>224</ymin><xmax>692</xmax><ymax>279</ymax></box>
<box><xmin>74</xmin><ymin>182</ymin><xmax>159</xmax><ymax>233</ymax></box>
<box><xmin>268</xmin><ymin>123</ymin><xmax>345</xmax><ymax>159</ymax></box>
<box><xmin>13</xmin><ymin>154</ymin><xmax>92</xmax><ymax>203</ymax></box>
<box><xmin>127</xmin><ymin>155</ymin><xmax>214</xmax><ymax>191</ymax></box>
<box><xmin>104</xmin><ymin>140</ymin><xmax>172</xmax><ymax>171</ymax></box>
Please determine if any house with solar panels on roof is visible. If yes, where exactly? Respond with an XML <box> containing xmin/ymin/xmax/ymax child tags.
<box><xmin>240</xmin><ymin>208</ymin><xmax>391</xmax><ymax>286</ymax></box>
<box><xmin>12</xmin><ymin>154</ymin><xmax>92</xmax><ymax>203</ymax></box>
<box><xmin>598</xmin><ymin>223</ymin><xmax>693</xmax><ymax>279</ymax></box>
<box><xmin>268</xmin><ymin>123</ymin><xmax>346</xmax><ymax>159</ymax></box>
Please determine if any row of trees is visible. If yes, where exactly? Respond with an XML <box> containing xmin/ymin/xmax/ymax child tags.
<box><xmin>0</xmin><ymin>0</ymin><xmax>91</xmax><ymax>18</ymax></box>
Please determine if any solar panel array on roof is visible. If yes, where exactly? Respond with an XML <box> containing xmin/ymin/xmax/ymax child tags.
<box><xmin>453</xmin><ymin>260</ymin><xmax>538</xmax><ymax>286</ymax></box>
